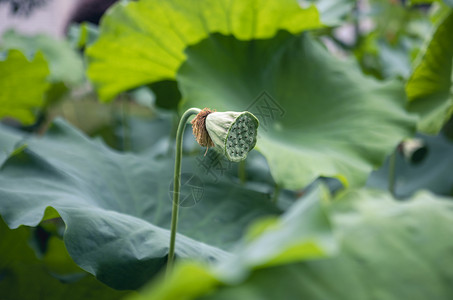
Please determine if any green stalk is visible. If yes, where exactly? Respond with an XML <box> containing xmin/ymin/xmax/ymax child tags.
<box><xmin>167</xmin><ymin>108</ymin><xmax>201</xmax><ymax>274</ymax></box>
<box><xmin>272</xmin><ymin>184</ymin><xmax>281</xmax><ymax>204</ymax></box>
<box><xmin>238</xmin><ymin>160</ymin><xmax>246</xmax><ymax>185</ymax></box>
<box><xmin>388</xmin><ymin>149</ymin><xmax>397</xmax><ymax>197</ymax></box>
<box><xmin>121</xmin><ymin>97</ymin><xmax>131</xmax><ymax>151</ymax></box>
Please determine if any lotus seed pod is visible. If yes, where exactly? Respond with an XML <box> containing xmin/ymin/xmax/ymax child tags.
<box><xmin>191</xmin><ymin>109</ymin><xmax>259</xmax><ymax>161</ymax></box>
<box><xmin>205</xmin><ymin>111</ymin><xmax>259</xmax><ymax>162</ymax></box>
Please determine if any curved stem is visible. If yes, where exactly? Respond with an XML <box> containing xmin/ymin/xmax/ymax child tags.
<box><xmin>167</xmin><ymin>107</ymin><xmax>201</xmax><ymax>275</ymax></box>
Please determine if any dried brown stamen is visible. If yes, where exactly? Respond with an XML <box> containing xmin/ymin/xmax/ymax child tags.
<box><xmin>191</xmin><ymin>108</ymin><xmax>215</xmax><ymax>149</ymax></box>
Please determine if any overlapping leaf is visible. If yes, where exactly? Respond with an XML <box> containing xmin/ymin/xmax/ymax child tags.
<box><xmin>0</xmin><ymin>119</ymin><xmax>280</xmax><ymax>289</ymax></box>
<box><xmin>1</xmin><ymin>30</ymin><xmax>85</xmax><ymax>85</ymax></box>
<box><xmin>178</xmin><ymin>32</ymin><xmax>416</xmax><ymax>189</ymax></box>
<box><xmin>86</xmin><ymin>0</ymin><xmax>322</xmax><ymax>101</ymax></box>
<box><xmin>0</xmin><ymin>219</ymin><xmax>131</xmax><ymax>299</ymax></box>
<box><xmin>212</xmin><ymin>184</ymin><xmax>336</xmax><ymax>282</ymax></box>
<box><xmin>133</xmin><ymin>188</ymin><xmax>453</xmax><ymax>300</ymax></box>
<box><xmin>0</xmin><ymin>49</ymin><xmax>50</xmax><ymax>124</ymax></box>
<box><xmin>406</xmin><ymin>10</ymin><xmax>453</xmax><ymax>133</ymax></box>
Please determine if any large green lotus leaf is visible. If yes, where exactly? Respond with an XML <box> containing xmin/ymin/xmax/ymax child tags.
<box><xmin>128</xmin><ymin>183</ymin><xmax>337</xmax><ymax>300</ymax></box>
<box><xmin>134</xmin><ymin>188</ymin><xmax>453</xmax><ymax>300</ymax></box>
<box><xmin>406</xmin><ymin>10</ymin><xmax>453</xmax><ymax>134</ymax></box>
<box><xmin>0</xmin><ymin>119</ymin><xmax>280</xmax><ymax>290</ymax></box>
<box><xmin>0</xmin><ymin>49</ymin><xmax>50</xmax><ymax>124</ymax></box>
<box><xmin>211</xmin><ymin>183</ymin><xmax>336</xmax><ymax>283</ymax></box>
<box><xmin>116</xmin><ymin>114</ymin><xmax>173</xmax><ymax>153</ymax></box>
<box><xmin>86</xmin><ymin>0</ymin><xmax>322</xmax><ymax>101</ymax></box>
<box><xmin>149</xmin><ymin>80</ymin><xmax>182</xmax><ymax>111</ymax></box>
<box><xmin>1</xmin><ymin>30</ymin><xmax>85</xmax><ymax>85</ymax></box>
<box><xmin>0</xmin><ymin>218</ymin><xmax>131</xmax><ymax>299</ymax></box>
<box><xmin>178</xmin><ymin>32</ymin><xmax>416</xmax><ymax>189</ymax></box>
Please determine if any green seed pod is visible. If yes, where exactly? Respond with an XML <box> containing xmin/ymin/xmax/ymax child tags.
<box><xmin>191</xmin><ymin>109</ymin><xmax>259</xmax><ymax>162</ymax></box>
<box><xmin>205</xmin><ymin>111</ymin><xmax>259</xmax><ymax>162</ymax></box>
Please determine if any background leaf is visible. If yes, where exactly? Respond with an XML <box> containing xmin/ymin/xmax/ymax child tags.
<box><xmin>86</xmin><ymin>0</ymin><xmax>322</xmax><ymax>101</ymax></box>
<box><xmin>406</xmin><ymin>10</ymin><xmax>453</xmax><ymax>134</ymax></box>
<box><xmin>212</xmin><ymin>184</ymin><xmax>336</xmax><ymax>283</ymax></box>
<box><xmin>0</xmin><ymin>119</ymin><xmax>281</xmax><ymax>289</ymax></box>
<box><xmin>0</xmin><ymin>49</ymin><xmax>50</xmax><ymax>124</ymax></box>
<box><xmin>178</xmin><ymin>32</ymin><xmax>416</xmax><ymax>189</ymax></box>
<box><xmin>1</xmin><ymin>30</ymin><xmax>85</xmax><ymax>85</ymax></box>
<box><xmin>408</xmin><ymin>0</ymin><xmax>453</xmax><ymax>7</ymax></box>
<box><xmin>134</xmin><ymin>188</ymin><xmax>453</xmax><ymax>300</ymax></box>
<box><xmin>303</xmin><ymin>0</ymin><xmax>355</xmax><ymax>25</ymax></box>
<box><xmin>0</xmin><ymin>218</ymin><xmax>131</xmax><ymax>299</ymax></box>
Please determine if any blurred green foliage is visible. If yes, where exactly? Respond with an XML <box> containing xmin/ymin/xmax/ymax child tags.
<box><xmin>0</xmin><ymin>0</ymin><xmax>452</xmax><ymax>299</ymax></box>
